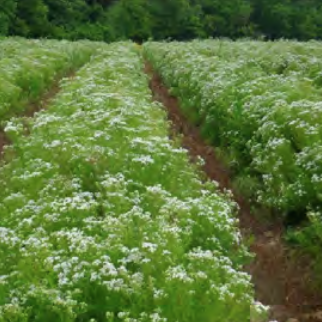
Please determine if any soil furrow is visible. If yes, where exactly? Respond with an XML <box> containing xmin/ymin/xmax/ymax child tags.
<box><xmin>144</xmin><ymin>61</ymin><xmax>322</xmax><ymax>322</ymax></box>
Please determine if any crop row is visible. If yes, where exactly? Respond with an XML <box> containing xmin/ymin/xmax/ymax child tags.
<box><xmin>0</xmin><ymin>38</ymin><xmax>44</xmax><ymax>60</ymax></box>
<box><xmin>0</xmin><ymin>43</ymin><xmax>260</xmax><ymax>321</ymax></box>
<box><xmin>0</xmin><ymin>38</ymin><xmax>98</xmax><ymax>122</ymax></box>
<box><xmin>143</xmin><ymin>40</ymin><xmax>322</xmax><ymax>254</ymax></box>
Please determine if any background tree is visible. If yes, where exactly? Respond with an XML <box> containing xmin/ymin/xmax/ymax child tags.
<box><xmin>193</xmin><ymin>0</ymin><xmax>253</xmax><ymax>38</ymax></box>
<box><xmin>44</xmin><ymin>0</ymin><xmax>109</xmax><ymax>40</ymax></box>
<box><xmin>10</xmin><ymin>0</ymin><xmax>50</xmax><ymax>37</ymax></box>
<box><xmin>0</xmin><ymin>0</ymin><xmax>17</xmax><ymax>35</ymax></box>
<box><xmin>1</xmin><ymin>0</ymin><xmax>322</xmax><ymax>41</ymax></box>
<box><xmin>107</xmin><ymin>0</ymin><xmax>152</xmax><ymax>42</ymax></box>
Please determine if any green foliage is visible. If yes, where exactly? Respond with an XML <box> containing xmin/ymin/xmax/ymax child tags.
<box><xmin>193</xmin><ymin>0</ymin><xmax>253</xmax><ymax>38</ymax></box>
<box><xmin>107</xmin><ymin>0</ymin><xmax>152</xmax><ymax>42</ymax></box>
<box><xmin>0</xmin><ymin>0</ymin><xmax>17</xmax><ymax>35</ymax></box>
<box><xmin>2</xmin><ymin>0</ymin><xmax>322</xmax><ymax>41</ymax></box>
<box><xmin>148</xmin><ymin>0</ymin><xmax>200</xmax><ymax>40</ymax></box>
<box><xmin>10</xmin><ymin>0</ymin><xmax>50</xmax><ymax>37</ymax></box>
<box><xmin>0</xmin><ymin>38</ymin><xmax>97</xmax><ymax>122</ymax></box>
<box><xmin>0</xmin><ymin>40</ymin><xmax>263</xmax><ymax>321</ymax></box>
<box><xmin>143</xmin><ymin>39</ymin><xmax>322</xmax><ymax>270</ymax></box>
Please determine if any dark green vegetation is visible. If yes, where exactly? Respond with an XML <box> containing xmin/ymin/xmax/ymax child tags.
<box><xmin>1</xmin><ymin>0</ymin><xmax>322</xmax><ymax>41</ymax></box>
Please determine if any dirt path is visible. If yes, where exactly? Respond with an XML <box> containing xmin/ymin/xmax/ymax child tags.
<box><xmin>0</xmin><ymin>70</ymin><xmax>75</xmax><ymax>158</ymax></box>
<box><xmin>145</xmin><ymin>62</ymin><xmax>322</xmax><ymax>322</ymax></box>
<box><xmin>0</xmin><ymin>131</ymin><xmax>10</xmax><ymax>157</ymax></box>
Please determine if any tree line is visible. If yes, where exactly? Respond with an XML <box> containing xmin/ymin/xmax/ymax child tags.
<box><xmin>1</xmin><ymin>0</ymin><xmax>322</xmax><ymax>41</ymax></box>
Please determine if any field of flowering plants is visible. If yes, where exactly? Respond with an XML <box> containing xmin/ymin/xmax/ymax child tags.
<box><xmin>0</xmin><ymin>42</ymin><xmax>263</xmax><ymax>321</ymax></box>
<box><xmin>144</xmin><ymin>40</ymin><xmax>322</xmax><ymax>257</ymax></box>
<box><xmin>0</xmin><ymin>38</ymin><xmax>99</xmax><ymax>122</ymax></box>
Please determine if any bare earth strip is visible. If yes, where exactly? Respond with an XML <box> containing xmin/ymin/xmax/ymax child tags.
<box><xmin>0</xmin><ymin>131</ymin><xmax>10</xmax><ymax>157</ymax></box>
<box><xmin>144</xmin><ymin>62</ymin><xmax>322</xmax><ymax>322</ymax></box>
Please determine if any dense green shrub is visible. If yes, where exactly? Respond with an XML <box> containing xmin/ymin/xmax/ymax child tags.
<box><xmin>2</xmin><ymin>0</ymin><xmax>322</xmax><ymax>41</ymax></box>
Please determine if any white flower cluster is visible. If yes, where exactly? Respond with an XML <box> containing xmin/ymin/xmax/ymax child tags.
<box><xmin>0</xmin><ymin>37</ymin><xmax>102</xmax><ymax>124</ymax></box>
<box><xmin>0</xmin><ymin>42</ymin><xmax>254</xmax><ymax>321</ymax></box>
<box><xmin>144</xmin><ymin>39</ymin><xmax>322</xmax><ymax>246</ymax></box>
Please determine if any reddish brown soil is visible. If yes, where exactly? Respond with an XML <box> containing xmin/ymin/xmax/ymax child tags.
<box><xmin>0</xmin><ymin>131</ymin><xmax>10</xmax><ymax>157</ymax></box>
<box><xmin>0</xmin><ymin>70</ymin><xmax>75</xmax><ymax>158</ymax></box>
<box><xmin>145</xmin><ymin>62</ymin><xmax>322</xmax><ymax>322</ymax></box>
